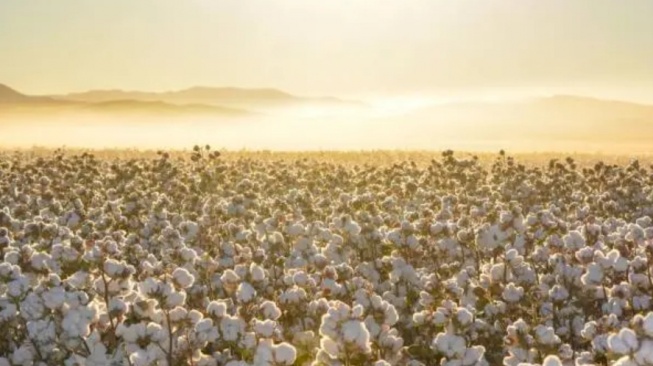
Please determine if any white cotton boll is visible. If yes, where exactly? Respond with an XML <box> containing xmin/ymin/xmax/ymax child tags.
<box><xmin>4</xmin><ymin>251</ymin><xmax>19</xmax><ymax>265</ymax></box>
<box><xmin>27</xmin><ymin>319</ymin><xmax>56</xmax><ymax>343</ymax></box>
<box><xmin>146</xmin><ymin>322</ymin><xmax>165</xmax><ymax>342</ymax></box>
<box><xmin>581</xmin><ymin>263</ymin><xmax>603</xmax><ymax>286</ymax></box>
<box><xmin>139</xmin><ymin>277</ymin><xmax>161</xmax><ymax>297</ymax></box>
<box><xmin>236</xmin><ymin>282</ymin><xmax>256</xmax><ymax>303</ymax></box>
<box><xmin>254</xmin><ymin>339</ymin><xmax>274</xmax><ymax>365</ymax></box>
<box><xmin>342</xmin><ymin>320</ymin><xmax>371</xmax><ymax>352</ymax></box>
<box><xmin>103</xmin><ymin>259</ymin><xmax>123</xmax><ymax>277</ymax></box>
<box><xmin>412</xmin><ymin>311</ymin><xmax>428</xmax><ymax>326</ymax></box>
<box><xmin>207</xmin><ymin>301</ymin><xmax>228</xmax><ymax>318</ymax></box>
<box><xmin>8</xmin><ymin>277</ymin><xmax>30</xmax><ymax>298</ymax></box>
<box><xmin>195</xmin><ymin>318</ymin><xmax>219</xmax><ymax>343</ymax></box>
<box><xmin>62</xmin><ymin>308</ymin><xmax>93</xmax><ymax>338</ymax></box>
<box><xmin>641</xmin><ymin>312</ymin><xmax>653</xmax><ymax>337</ymax></box>
<box><xmin>65</xmin><ymin>271</ymin><xmax>89</xmax><ymax>289</ymax></box>
<box><xmin>172</xmin><ymin>267</ymin><xmax>195</xmax><ymax>288</ymax></box>
<box><xmin>352</xmin><ymin>304</ymin><xmax>365</xmax><ymax>318</ymax></box>
<box><xmin>220</xmin><ymin>316</ymin><xmax>245</xmax><ymax>342</ymax></box>
<box><xmin>116</xmin><ymin>323</ymin><xmax>136</xmax><ymax>343</ymax></box>
<box><xmin>11</xmin><ymin>345</ymin><xmax>34</xmax><ymax>366</ymax></box>
<box><xmin>374</xmin><ymin>361</ymin><xmax>391</xmax><ymax>366</ymax></box>
<box><xmin>344</xmin><ymin>220</ymin><xmax>361</xmax><ymax>236</ymax></box>
<box><xmin>30</xmin><ymin>252</ymin><xmax>51</xmax><ymax>271</ymax></box>
<box><xmin>188</xmin><ymin>309</ymin><xmax>203</xmax><ymax>324</ymax></box>
<box><xmin>535</xmin><ymin>325</ymin><xmax>560</xmax><ymax>346</ymax></box>
<box><xmin>608</xmin><ymin>328</ymin><xmax>639</xmax><ymax>355</ymax></box>
<box><xmin>165</xmin><ymin>291</ymin><xmax>186</xmax><ymax>308</ymax></box>
<box><xmin>433</xmin><ymin>310</ymin><xmax>448</xmax><ymax>326</ymax></box>
<box><xmin>502</xmin><ymin>283</ymin><xmax>524</xmax><ymax>303</ymax></box>
<box><xmin>260</xmin><ymin>300</ymin><xmax>282</xmax><ymax>320</ymax></box>
<box><xmin>129</xmin><ymin>349</ymin><xmax>155</xmax><ymax>366</ymax></box>
<box><xmin>542</xmin><ymin>355</ymin><xmax>563</xmax><ymax>366</ymax></box>
<box><xmin>433</xmin><ymin>333</ymin><xmax>466</xmax><ymax>359</ymax></box>
<box><xmin>462</xmin><ymin>346</ymin><xmax>485</xmax><ymax>365</ymax></box>
<box><xmin>489</xmin><ymin>264</ymin><xmax>508</xmax><ymax>283</ymax></box>
<box><xmin>250</xmin><ymin>263</ymin><xmax>266</xmax><ymax>282</ymax></box>
<box><xmin>456</xmin><ymin>307</ymin><xmax>474</xmax><ymax>327</ymax></box>
<box><xmin>42</xmin><ymin>286</ymin><xmax>66</xmax><ymax>310</ymax></box>
<box><xmin>0</xmin><ymin>303</ymin><xmax>17</xmax><ymax>321</ymax></box>
<box><xmin>634</xmin><ymin>339</ymin><xmax>653</xmax><ymax>365</ymax></box>
<box><xmin>180</xmin><ymin>247</ymin><xmax>198</xmax><ymax>262</ymax></box>
<box><xmin>254</xmin><ymin>319</ymin><xmax>277</xmax><ymax>338</ymax></box>
<box><xmin>287</xmin><ymin>223</ymin><xmax>305</xmax><ymax>236</ymax></box>
<box><xmin>108</xmin><ymin>298</ymin><xmax>127</xmax><ymax>315</ymax></box>
<box><xmin>292</xmin><ymin>271</ymin><xmax>309</xmax><ymax>287</ymax></box>
<box><xmin>169</xmin><ymin>306</ymin><xmax>188</xmax><ymax>322</ymax></box>
<box><xmin>320</xmin><ymin>337</ymin><xmax>341</xmax><ymax>357</ymax></box>
<box><xmin>0</xmin><ymin>358</ymin><xmax>10</xmax><ymax>366</ymax></box>
<box><xmin>273</xmin><ymin>342</ymin><xmax>297</xmax><ymax>365</ymax></box>
<box><xmin>562</xmin><ymin>231</ymin><xmax>585</xmax><ymax>250</ymax></box>
<box><xmin>549</xmin><ymin>285</ymin><xmax>569</xmax><ymax>302</ymax></box>
<box><xmin>239</xmin><ymin>331</ymin><xmax>257</xmax><ymax>351</ymax></box>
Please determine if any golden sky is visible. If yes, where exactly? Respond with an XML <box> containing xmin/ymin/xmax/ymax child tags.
<box><xmin>1</xmin><ymin>0</ymin><xmax>652</xmax><ymax>99</ymax></box>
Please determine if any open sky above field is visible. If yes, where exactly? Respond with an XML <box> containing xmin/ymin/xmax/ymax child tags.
<box><xmin>1</xmin><ymin>0</ymin><xmax>653</xmax><ymax>101</ymax></box>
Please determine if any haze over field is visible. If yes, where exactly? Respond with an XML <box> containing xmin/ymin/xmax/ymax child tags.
<box><xmin>1</xmin><ymin>0</ymin><xmax>653</xmax><ymax>152</ymax></box>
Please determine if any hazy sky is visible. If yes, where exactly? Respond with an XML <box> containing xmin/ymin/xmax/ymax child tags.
<box><xmin>1</xmin><ymin>0</ymin><xmax>652</xmax><ymax>98</ymax></box>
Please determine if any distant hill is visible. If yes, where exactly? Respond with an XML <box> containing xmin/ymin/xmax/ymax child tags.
<box><xmin>81</xmin><ymin>100</ymin><xmax>252</xmax><ymax>116</ymax></box>
<box><xmin>52</xmin><ymin>86</ymin><xmax>365</xmax><ymax>111</ymax></box>
<box><xmin>0</xmin><ymin>83</ymin><xmax>61</xmax><ymax>104</ymax></box>
<box><xmin>0</xmin><ymin>84</ymin><xmax>253</xmax><ymax>117</ymax></box>
<box><xmin>389</xmin><ymin>94</ymin><xmax>653</xmax><ymax>142</ymax></box>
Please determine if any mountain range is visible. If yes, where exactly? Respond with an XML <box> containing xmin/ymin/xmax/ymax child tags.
<box><xmin>0</xmin><ymin>83</ymin><xmax>362</xmax><ymax>117</ymax></box>
<box><xmin>2</xmin><ymin>83</ymin><xmax>653</xmax><ymax>138</ymax></box>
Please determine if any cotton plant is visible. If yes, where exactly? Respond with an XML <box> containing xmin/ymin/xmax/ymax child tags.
<box><xmin>5</xmin><ymin>149</ymin><xmax>653</xmax><ymax>365</ymax></box>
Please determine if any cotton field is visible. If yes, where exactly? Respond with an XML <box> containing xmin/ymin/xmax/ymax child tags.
<box><xmin>3</xmin><ymin>147</ymin><xmax>653</xmax><ymax>366</ymax></box>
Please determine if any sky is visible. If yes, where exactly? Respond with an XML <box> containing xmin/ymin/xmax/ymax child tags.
<box><xmin>1</xmin><ymin>0</ymin><xmax>653</xmax><ymax>100</ymax></box>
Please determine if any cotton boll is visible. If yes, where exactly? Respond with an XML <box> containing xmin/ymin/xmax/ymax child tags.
<box><xmin>108</xmin><ymin>297</ymin><xmax>127</xmax><ymax>315</ymax></box>
<box><xmin>260</xmin><ymin>300</ymin><xmax>282</xmax><ymax>320</ymax></box>
<box><xmin>254</xmin><ymin>338</ymin><xmax>274</xmax><ymax>365</ymax></box>
<box><xmin>433</xmin><ymin>333</ymin><xmax>466</xmax><ymax>359</ymax></box>
<box><xmin>250</xmin><ymin>263</ymin><xmax>266</xmax><ymax>282</ymax></box>
<box><xmin>11</xmin><ymin>345</ymin><xmax>34</xmax><ymax>366</ymax></box>
<box><xmin>165</xmin><ymin>291</ymin><xmax>186</xmax><ymax>308</ymax></box>
<box><xmin>634</xmin><ymin>339</ymin><xmax>653</xmax><ymax>365</ymax></box>
<box><xmin>220</xmin><ymin>316</ymin><xmax>245</xmax><ymax>342</ymax></box>
<box><xmin>129</xmin><ymin>349</ymin><xmax>156</xmax><ymax>366</ymax></box>
<box><xmin>342</xmin><ymin>320</ymin><xmax>371</xmax><ymax>352</ymax></box>
<box><xmin>321</xmin><ymin>337</ymin><xmax>342</xmax><ymax>358</ymax></box>
<box><xmin>640</xmin><ymin>312</ymin><xmax>653</xmax><ymax>337</ymax></box>
<box><xmin>236</xmin><ymin>282</ymin><xmax>256</xmax><ymax>303</ymax></box>
<box><xmin>253</xmin><ymin>319</ymin><xmax>277</xmax><ymax>338</ymax></box>
<box><xmin>502</xmin><ymin>283</ymin><xmax>524</xmax><ymax>303</ymax></box>
<box><xmin>608</xmin><ymin>328</ymin><xmax>639</xmax><ymax>354</ymax></box>
<box><xmin>207</xmin><ymin>301</ymin><xmax>228</xmax><ymax>318</ymax></box>
<box><xmin>103</xmin><ymin>258</ymin><xmax>126</xmax><ymax>278</ymax></box>
<box><xmin>542</xmin><ymin>355</ymin><xmax>563</xmax><ymax>366</ymax></box>
<box><xmin>42</xmin><ymin>286</ymin><xmax>66</xmax><ymax>310</ymax></box>
<box><xmin>581</xmin><ymin>263</ymin><xmax>603</xmax><ymax>286</ymax></box>
<box><xmin>455</xmin><ymin>307</ymin><xmax>474</xmax><ymax>327</ymax></box>
<box><xmin>169</xmin><ymin>306</ymin><xmax>188</xmax><ymax>322</ymax></box>
<box><xmin>172</xmin><ymin>267</ymin><xmax>195</xmax><ymax>288</ymax></box>
<box><xmin>534</xmin><ymin>325</ymin><xmax>560</xmax><ymax>347</ymax></box>
<box><xmin>195</xmin><ymin>318</ymin><xmax>219</xmax><ymax>343</ymax></box>
<box><xmin>273</xmin><ymin>342</ymin><xmax>297</xmax><ymax>365</ymax></box>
